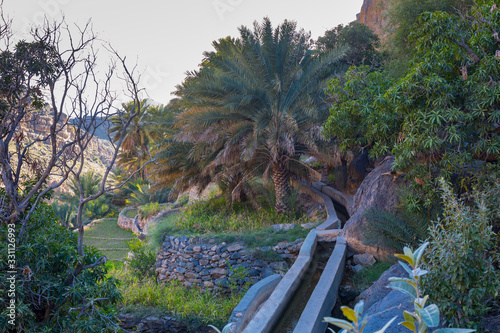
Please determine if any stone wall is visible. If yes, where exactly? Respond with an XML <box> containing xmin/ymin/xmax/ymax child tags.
<box><xmin>117</xmin><ymin>207</ymin><xmax>146</xmax><ymax>235</ymax></box>
<box><xmin>155</xmin><ymin>236</ymin><xmax>304</xmax><ymax>293</ymax></box>
<box><xmin>118</xmin><ymin>314</ymin><xmax>193</xmax><ymax>333</ymax></box>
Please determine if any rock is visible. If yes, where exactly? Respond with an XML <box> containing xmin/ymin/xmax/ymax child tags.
<box><xmin>227</xmin><ymin>244</ymin><xmax>243</xmax><ymax>252</ymax></box>
<box><xmin>362</xmin><ymin>290</ymin><xmax>412</xmax><ymax>333</ymax></box>
<box><xmin>301</xmin><ymin>222</ymin><xmax>316</xmax><ymax>230</ymax></box>
<box><xmin>210</xmin><ymin>267</ymin><xmax>227</xmax><ymax>278</ymax></box>
<box><xmin>193</xmin><ymin>246</ymin><xmax>201</xmax><ymax>253</ymax></box>
<box><xmin>355</xmin><ymin>264</ymin><xmax>408</xmax><ymax>310</ymax></box>
<box><xmin>348</xmin><ymin>150</ymin><xmax>370</xmax><ymax>183</ymax></box>
<box><xmin>261</xmin><ymin>267</ymin><xmax>275</xmax><ymax>278</ymax></box>
<box><xmin>270</xmin><ymin>261</ymin><xmax>288</xmax><ymax>271</ymax></box>
<box><xmin>334</xmin><ymin>164</ymin><xmax>348</xmax><ymax>190</ymax></box>
<box><xmin>352</xmin><ymin>264</ymin><xmax>364</xmax><ymax>273</ymax></box>
<box><xmin>174</xmin><ymin>267</ymin><xmax>187</xmax><ymax>274</ymax></box>
<box><xmin>353</xmin><ymin>253</ymin><xmax>377</xmax><ymax>267</ymax></box>
<box><xmin>247</xmin><ymin>269</ymin><xmax>260</xmax><ymax>277</ymax></box>
<box><xmin>271</xmin><ymin>223</ymin><xmax>297</xmax><ymax>231</ymax></box>
<box><xmin>357</xmin><ymin>0</ymin><xmax>389</xmax><ymax>41</ymax></box>
<box><xmin>215</xmin><ymin>277</ymin><xmax>229</xmax><ymax>288</ymax></box>
<box><xmin>340</xmin><ymin>156</ymin><xmax>403</xmax><ymax>258</ymax></box>
<box><xmin>352</xmin><ymin>264</ymin><xmax>412</xmax><ymax>333</ymax></box>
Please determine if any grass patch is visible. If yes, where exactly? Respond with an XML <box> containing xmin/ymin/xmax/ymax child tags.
<box><xmin>174</xmin><ymin>196</ymin><xmax>310</xmax><ymax>233</ymax></box>
<box><xmin>110</xmin><ymin>268</ymin><xmax>242</xmax><ymax>329</ymax></box>
<box><xmin>147</xmin><ymin>211</ymin><xmax>182</xmax><ymax>250</ymax></box>
<box><xmin>208</xmin><ymin>226</ymin><xmax>310</xmax><ymax>250</ymax></box>
<box><xmin>124</xmin><ymin>208</ymin><xmax>137</xmax><ymax>218</ymax></box>
<box><xmin>138</xmin><ymin>202</ymin><xmax>161</xmax><ymax>219</ymax></box>
<box><xmin>147</xmin><ymin>207</ymin><xmax>311</xmax><ymax>253</ymax></box>
<box><xmin>84</xmin><ymin>218</ymin><xmax>135</xmax><ymax>261</ymax></box>
<box><xmin>352</xmin><ymin>261</ymin><xmax>393</xmax><ymax>291</ymax></box>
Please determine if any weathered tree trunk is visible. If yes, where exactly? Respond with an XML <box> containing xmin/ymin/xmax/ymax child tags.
<box><xmin>272</xmin><ymin>160</ymin><xmax>290</xmax><ymax>214</ymax></box>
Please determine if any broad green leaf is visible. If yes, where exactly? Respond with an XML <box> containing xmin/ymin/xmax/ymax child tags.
<box><xmin>403</xmin><ymin>246</ymin><xmax>414</xmax><ymax>258</ymax></box>
<box><xmin>403</xmin><ymin>310</ymin><xmax>416</xmax><ymax>323</ymax></box>
<box><xmin>354</xmin><ymin>300</ymin><xmax>364</xmax><ymax>315</ymax></box>
<box><xmin>398</xmin><ymin>261</ymin><xmax>413</xmax><ymax>276</ymax></box>
<box><xmin>324</xmin><ymin>317</ymin><xmax>355</xmax><ymax>331</ymax></box>
<box><xmin>373</xmin><ymin>316</ymin><xmax>397</xmax><ymax>333</ymax></box>
<box><xmin>401</xmin><ymin>321</ymin><xmax>416</xmax><ymax>332</ymax></box>
<box><xmin>395</xmin><ymin>254</ymin><xmax>415</xmax><ymax>266</ymax></box>
<box><xmin>413</xmin><ymin>242</ymin><xmax>429</xmax><ymax>266</ymax></box>
<box><xmin>389</xmin><ymin>277</ymin><xmax>417</xmax><ymax>286</ymax></box>
<box><xmin>341</xmin><ymin>306</ymin><xmax>358</xmax><ymax>323</ymax></box>
<box><xmin>388</xmin><ymin>280</ymin><xmax>418</xmax><ymax>299</ymax></box>
<box><xmin>419</xmin><ymin>304</ymin><xmax>440</xmax><ymax>327</ymax></box>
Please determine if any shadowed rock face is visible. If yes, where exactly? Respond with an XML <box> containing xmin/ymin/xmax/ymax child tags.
<box><xmin>357</xmin><ymin>0</ymin><xmax>389</xmax><ymax>40</ymax></box>
<box><xmin>340</xmin><ymin>156</ymin><xmax>404</xmax><ymax>259</ymax></box>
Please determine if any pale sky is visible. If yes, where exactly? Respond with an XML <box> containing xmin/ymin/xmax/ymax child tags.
<box><xmin>3</xmin><ymin>0</ymin><xmax>364</xmax><ymax>105</ymax></box>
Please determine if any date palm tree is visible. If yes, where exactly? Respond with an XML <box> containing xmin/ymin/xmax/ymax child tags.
<box><xmin>174</xmin><ymin>18</ymin><xmax>347</xmax><ymax>213</ymax></box>
<box><xmin>110</xmin><ymin>99</ymin><xmax>152</xmax><ymax>177</ymax></box>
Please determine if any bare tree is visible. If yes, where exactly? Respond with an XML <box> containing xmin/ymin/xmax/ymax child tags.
<box><xmin>0</xmin><ymin>12</ymin><xmax>153</xmax><ymax>277</ymax></box>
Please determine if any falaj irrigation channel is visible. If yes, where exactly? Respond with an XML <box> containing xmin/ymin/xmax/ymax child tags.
<box><xmin>225</xmin><ymin>181</ymin><xmax>352</xmax><ymax>333</ymax></box>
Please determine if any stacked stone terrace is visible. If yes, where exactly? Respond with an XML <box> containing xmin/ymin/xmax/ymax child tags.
<box><xmin>155</xmin><ymin>236</ymin><xmax>304</xmax><ymax>293</ymax></box>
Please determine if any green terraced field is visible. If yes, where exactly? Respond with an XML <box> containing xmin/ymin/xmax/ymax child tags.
<box><xmin>84</xmin><ymin>218</ymin><xmax>135</xmax><ymax>261</ymax></box>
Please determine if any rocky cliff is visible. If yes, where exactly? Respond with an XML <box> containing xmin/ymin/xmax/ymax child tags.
<box><xmin>357</xmin><ymin>0</ymin><xmax>389</xmax><ymax>40</ymax></box>
<box><xmin>17</xmin><ymin>107</ymin><xmax>114</xmax><ymax>192</ymax></box>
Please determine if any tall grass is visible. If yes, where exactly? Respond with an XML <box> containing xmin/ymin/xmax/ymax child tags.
<box><xmin>175</xmin><ymin>196</ymin><xmax>311</xmax><ymax>234</ymax></box>
<box><xmin>110</xmin><ymin>268</ymin><xmax>242</xmax><ymax>328</ymax></box>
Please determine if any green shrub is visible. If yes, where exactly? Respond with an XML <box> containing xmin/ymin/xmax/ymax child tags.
<box><xmin>0</xmin><ymin>202</ymin><xmax>121</xmax><ymax>332</ymax></box>
<box><xmin>138</xmin><ymin>202</ymin><xmax>161</xmax><ymax>219</ymax></box>
<box><xmin>423</xmin><ymin>179</ymin><xmax>500</xmax><ymax>329</ymax></box>
<box><xmin>146</xmin><ymin>211</ymin><xmax>180</xmax><ymax>250</ymax></box>
<box><xmin>125</xmin><ymin>238</ymin><xmax>157</xmax><ymax>279</ymax></box>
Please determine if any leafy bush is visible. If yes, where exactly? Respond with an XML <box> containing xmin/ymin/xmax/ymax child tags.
<box><xmin>0</xmin><ymin>202</ymin><xmax>121</xmax><ymax>332</ymax></box>
<box><xmin>422</xmin><ymin>179</ymin><xmax>500</xmax><ymax>329</ymax></box>
<box><xmin>125</xmin><ymin>238</ymin><xmax>157</xmax><ymax>279</ymax></box>
<box><xmin>138</xmin><ymin>202</ymin><xmax>161</xmax><ymax>219</ymax></box>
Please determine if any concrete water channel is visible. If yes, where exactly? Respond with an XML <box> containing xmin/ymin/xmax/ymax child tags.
<box><xmin>226</xmin><ymin>181</ymin><xmax>352</xmax><ymax>333</ymax></box>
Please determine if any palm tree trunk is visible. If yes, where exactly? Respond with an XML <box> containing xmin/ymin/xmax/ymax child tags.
<box><xmin>272</xmin><ymin>160</ymin><xmax>290</xmax><ymax>214</ymax></box>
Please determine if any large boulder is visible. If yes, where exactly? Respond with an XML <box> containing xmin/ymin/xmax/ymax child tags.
<box><xmin>340</xmin><ymin>156</ymin><xmax>404</xmax><ymax>258</ymax></box>
<box><xmin>355</xmin><ymin>264</ymin><xmax>412</xmax><ymax>333</ymax></box>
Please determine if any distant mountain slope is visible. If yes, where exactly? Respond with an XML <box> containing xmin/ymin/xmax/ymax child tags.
<box><xmin>18</xmin><ymin>106</ymin><xmax>115</xmax><ymax>193</ymax></box>
<box><xmin>357</xmin><ymin>0</ymin><xmax>389</xmax><ymax>40</ymax></box>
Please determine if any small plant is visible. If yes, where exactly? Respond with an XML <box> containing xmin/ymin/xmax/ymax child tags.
<box><xmin>125</xmin><ymin>238</ymin><xmax>157</xmax><ymax>279</ymax></box>
<box><xmin>328</xmin><ymin>172</ymin><xmax>336</xmax><ymax>183</ymax></box>
<box><xmin>227</xmin><ymin>263</ymin><xmax>251</xmax><ymax>294</ymax></box>
<box><xmin>324</xmin><ymin>242</ymin><xmax>475</xmax><ymax>333</ymax></box>
<box><xmin>138</xmin><ymin>201</ymin><xmax>161</xmax><ymax>219</ymax></box>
